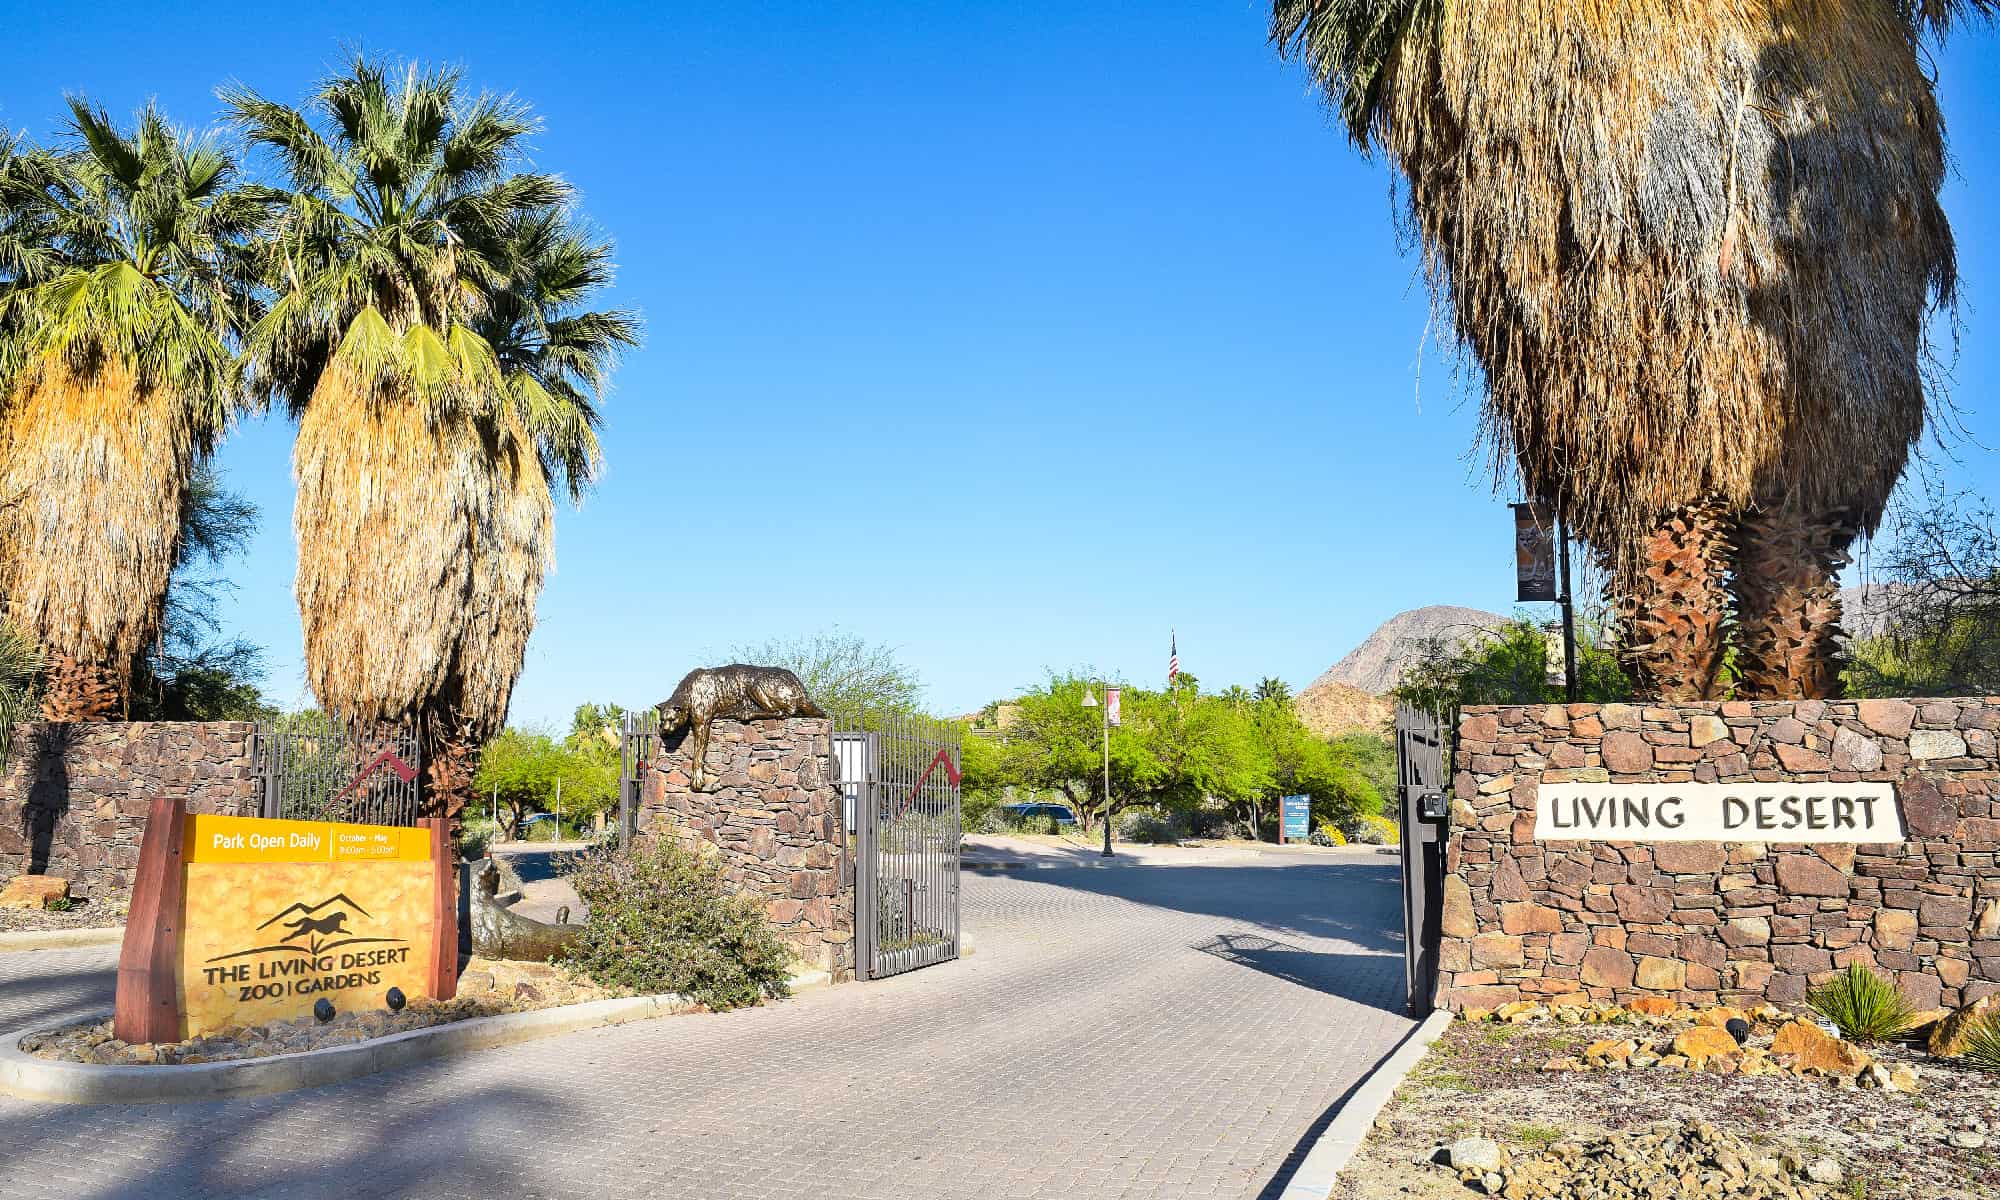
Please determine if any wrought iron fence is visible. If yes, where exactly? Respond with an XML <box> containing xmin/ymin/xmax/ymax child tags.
<box><xmin>617</xmin><ymin>707</ymin><xmax>660</xmax><ymax>844</ymax></box>
<box><xmin>833</xmin><ymin>709</ymin><xmax>962</xmax><ymax>980</ymax></box>
<box><xmin>253</xmin><ymin>713</ymin><xmax>424</xmax><ymax>827</ymax></box>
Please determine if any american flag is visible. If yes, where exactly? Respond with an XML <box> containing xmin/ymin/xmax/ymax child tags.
<box><xmin>1168</xmin><ymin>631</ymin><xmax>1179</xmax><ymax>685</ymax></box>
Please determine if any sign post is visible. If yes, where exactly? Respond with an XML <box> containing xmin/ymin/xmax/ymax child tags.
<box><xmin>1279</xmin><ymin>794</ymin><xmax>1312</xmax><ymax>845</ymax></box>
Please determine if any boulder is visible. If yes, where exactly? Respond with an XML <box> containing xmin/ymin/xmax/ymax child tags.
<box><xmin>1927</xmin><ymin>995</ymin><xmax>2000</xmax><ymax>1058</ymax></box>
<box><xmin>1673</xmin><ymin>1026</ymin><xmax>1739</xmax><ymax>1064</ymax></box>
<box><xmin>1628</xmin><ymin>996</ymin><xmax>1679</xmax><ymax>1018</ymax></box>
<box><xmin>0</xmin><ymin>875</ymin><xmax>70</xmax><ymax>910</ymax></box>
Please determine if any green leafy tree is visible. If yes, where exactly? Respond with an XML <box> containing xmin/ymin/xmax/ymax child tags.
<box><xmin>1393</xmin><ymin>616</ymin><xmax>1628</xmax><ymax>712</ymax></box>
<box><xmin>473</xmin><ymin>728</ymin><xmax>617</xmax><ymax>838</ymax></box>
<box><xmin>1844</xmin><ymin>484</ymin><xmax>2000</xmax><ymax>697</ymax></box>
<box><xmin>729</xmin><ymin>630</ymin><xmax>924</xmax><ymax>715</ymax></box>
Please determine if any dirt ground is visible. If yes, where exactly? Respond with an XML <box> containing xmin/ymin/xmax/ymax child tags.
<box><xmin>1337</xmin><ymin>1018</ymin><xmax>2000</xmax><ymax>1200</ymax></box>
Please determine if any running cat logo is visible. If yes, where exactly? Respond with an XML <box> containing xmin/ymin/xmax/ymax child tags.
<box><xmin>206</xmin><ymin>894</ymin><xmax>408</xmax><ymax>962</ymax></box>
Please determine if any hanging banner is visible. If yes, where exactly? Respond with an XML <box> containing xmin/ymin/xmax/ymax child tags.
<box><xmin>1106</xmin><ymin>687</ymin><xmax>1122</xmax><ymax>728</ymax></box>
<box><xmin>1513</xmin><ymin>502</ymin><xmax>1558</xmax><ymax>602</ymax></box>
<box><xmin>116</xmin><ymin>801</ymin><xmax>457</xmax><ymax>1044</ymax></box>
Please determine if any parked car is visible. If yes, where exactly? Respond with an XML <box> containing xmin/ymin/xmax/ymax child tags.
<box><xmin>1001</xmin><ymin>802</ymin><xmax>1078</xmax><ymax>827</ymax></box>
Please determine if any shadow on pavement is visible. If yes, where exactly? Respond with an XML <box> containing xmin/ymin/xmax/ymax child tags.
<box><xmin>1009</xmin><ymin>858</ymin><xmax>1408</xmax><ymax>957</ymax></box>
<box><xmin>0</xmin><ymin>1058</ymin><xmax>577</xmax><ymax>1200</ymax></box>
<box><xmin>0</xmin><ymin>965</ymin><xmax>115</xmax><ymax>1034</ymax></box>
<box><xmin>1193</xmin><ymin>931</ymin><xmax>1403</xmax><ymax>1011</ymax></box>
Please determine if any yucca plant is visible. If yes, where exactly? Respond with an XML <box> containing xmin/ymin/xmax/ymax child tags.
<box><xmin>1807</xmin><ymin>963</ymin><xmax>1917</xmax><ymax>1043</ymax></box>
<box><xmin>0</xmin><ymin>101</ymin><xmax>268</xmax><ymax>718</ymax></box>
<box><xmin>1962</xmin><ymin>1011</ymin><xmax>2000</xmax><ymax>1072</ymax></box>
<box><xmin>1271</xmin><ymin>1</ymin><xmax>1992</xmax><ymax>700</ymax></box>
<box><xmin>227</xmin><ymin>55</ymin><xmax>629</xmax><ymax>813</ymax></box>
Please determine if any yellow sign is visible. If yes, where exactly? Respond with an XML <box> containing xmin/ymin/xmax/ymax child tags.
<box><xmin>171</xmin><ymin>814</ymin><xmax>441</xmax><ymax>1038</ymax></box>
<box><xmin>184</xmin><ymin>814</ymin><xmax>430</xmax><ymax>865</ymax></box>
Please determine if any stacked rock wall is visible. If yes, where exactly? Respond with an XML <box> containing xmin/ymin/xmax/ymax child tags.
<box><xmin>1446</xmin><ymin>700</ymin><xmax>2000</xmax><ymax>1012</ymax></box>
<box><xmin>639</xmin><ymin>717</ymin><xmax>854</xmax><ymax>979</ymax></box>
<box><xmin>0</xmin><ymin>722</ymin><xmax>262</xmax><ymax>900</ymax></box>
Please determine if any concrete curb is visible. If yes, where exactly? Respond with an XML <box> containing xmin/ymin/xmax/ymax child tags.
<box><xmin>0</xmin><ymin>994</ymin><xmax>691</xmax><ymax>1104</ymax></box>
<box><xmin>1</xmin><ymin>963</ymin><xmax>829</xmax><ymax>1105</ymax></box>
<box><xmin>0</xmin><ymin>928</ymin><xmax>124</xmax><ymax>954</ymax></box>
<box><xmin>1278</xmin><ymin>1008</ymin><xmax>1455</xmax><ymax>1200</ymax></box>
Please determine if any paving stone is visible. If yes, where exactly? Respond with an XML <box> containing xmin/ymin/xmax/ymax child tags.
<box><xmin>0</xmin><ymin>857</ymin><xmax>1410</xmax><ymax>1200</ymax></box>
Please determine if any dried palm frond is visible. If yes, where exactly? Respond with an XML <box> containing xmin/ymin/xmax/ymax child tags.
<box><xmin>0</xmin><ymin>360</ymin><xmax>190</xmax><ymax>694</ymax></box>
<box><xmin>1273</xmin><ymin>0</ymin><xmax>1975</xmax><ymax>570</ymax></box>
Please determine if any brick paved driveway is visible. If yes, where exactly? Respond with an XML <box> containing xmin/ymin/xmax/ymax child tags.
<box><xmin>0</xmin><ymin>851</ymin><xmax>1411</xmax><ymax>1200</ymax></box>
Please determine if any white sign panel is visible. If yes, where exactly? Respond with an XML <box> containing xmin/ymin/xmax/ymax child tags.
<box><xmin>1535</xmin><ymin>782</ymin><xmax>1903</xmax><ymax>843</ymax></box>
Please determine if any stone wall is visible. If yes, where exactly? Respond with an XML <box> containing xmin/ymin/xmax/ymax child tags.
<box><xmin>1446</xmin><ymin>700</ymin><xmax>2000</xmax><ymax>1013</ymax></box>
<box><xmin>0</xmin><ymin>722</ymin><xmax>262</xmax><ymax>900</ymax></box>
<box><xmin>639</xmin><ymin>717</ymin><xmax>854</xmax><ymax>979</ymax></box>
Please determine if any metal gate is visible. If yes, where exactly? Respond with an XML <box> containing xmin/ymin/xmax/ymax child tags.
<box><xmin>253</xmin><ymin>713</ymin><xmax>423</xmax><ymax>826</ymax></box>
<box><xmin>617</xmin><ymin>708</ymin><xmax>659</xmax><ymax>844</ymax></box>
<box><xmin>836</xmin><ymin>711</ymin><xmax>962</xmax><ymax>981</ymax></box>
<box><xmin>1395</xmin><ymin>704</ymin><xmax>1452</xmax><ymax>1016</ymax></box>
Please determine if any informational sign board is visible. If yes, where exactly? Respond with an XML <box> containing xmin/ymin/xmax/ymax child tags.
<box><xmin>116</xmin><ymin>798</ymin><xmax>456</xmax><ymax>1043</ymax></box>
<box><xmin>1280</xmin><ymin>794</ymin><xmax>1312</xmax><ymax>844</ymax></box>
<box><xmin>1513</xmin><ymin>502</ymin><xmax>1558</xmax><ymax>602</ymax></box>
<box><xmin>1534</xmin><ymin>781</ymin><xmax>1903</xmax><ymax>843</ymax></box>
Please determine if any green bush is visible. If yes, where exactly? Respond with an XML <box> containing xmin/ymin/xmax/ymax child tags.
<box><xmin>1116</xmin><ymin>810</ymin><xmax>1181</xmax><ymax>844</ymax></box>
<box><xmin>1345</xmin><ymin>813</ymin><xmax>1399</xmax><ymax>845</ymax></box>
<box><xmin>458</xmin><ymin>824</ymin><xmax>494</xmax><ymax>862</ymax></box>
<box><xmin>1963</xmin><ymin>1011</ymin><xmax>2000</xmax><ymax>1072</ymax></box>
<box><xmin>1807</xmin><ymin>963</ymin><xmax>1916</xmax><ymax>1043</ymax></box>
<box><xmin>559</xmin><ymin>836</ymin><xmax>793</xmax><ymax>1011</ymax></box>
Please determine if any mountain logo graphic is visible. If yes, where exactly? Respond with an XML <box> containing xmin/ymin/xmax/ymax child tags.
<box><xmin>206</xmin><ymin>893</ymin><xmax>407</xmax><ymax>962</ymax></box>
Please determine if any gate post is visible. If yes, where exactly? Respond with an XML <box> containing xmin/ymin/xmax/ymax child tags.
<box><xmin>1396</xmin><ymin>705</ymin><xmax>1452</xmax><ymax>1016</ymax></box>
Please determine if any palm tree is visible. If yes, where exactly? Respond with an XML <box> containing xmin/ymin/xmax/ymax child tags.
<box><xmin>226</xmin><ymin>56</ymin><xmax>626</xmax><ymax>803</ymax></box>
<box><xmin>0</xmin><ymin>101</ymin><xmax>267</xmax><ymax>718</ymax></box>
<box><xmin>1272</xmin><ymin>1</ymin><xmax>1986</xmax><ymax>699</ymax></box>
<box><xmin>1253</xmin><ymin>676</ymin><xmax>1292</xmax><ymax>705</ymax></box>
<box><xmin>454</xmin><ymin>206</ymin><xmax>636</xmax><ymax>738</ymax></box>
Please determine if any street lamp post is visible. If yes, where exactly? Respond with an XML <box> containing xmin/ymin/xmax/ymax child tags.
<box><xmin>1080</xmin><ymin>683</ymin><xmax>1116</xmax><ymax>858</ymax></box>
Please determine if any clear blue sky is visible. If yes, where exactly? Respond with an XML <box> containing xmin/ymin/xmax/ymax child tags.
<box><xmin>4</xmin><ymin>4</ymin><xmax>1997</xmax><ymax>724</ymax></box>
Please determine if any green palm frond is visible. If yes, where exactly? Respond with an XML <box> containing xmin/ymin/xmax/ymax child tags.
<box><xmin>1270</xmin><ymin>0</ymin><xmax>1444</xmax><ymax>150</ymax></box>
<box><xmin>473</xmin><ymin>205</ymin><xmax>638</xmax><ymax>500</ymax></box>
<box><xmin>227</xmin><ymin>51</ymin><xmax>566</xmax><ymax>418</ymax></box>
<box><xmin>5</xmin><ymin>99</ymin><xmax>268</xmax><ymax>433</ymax></box>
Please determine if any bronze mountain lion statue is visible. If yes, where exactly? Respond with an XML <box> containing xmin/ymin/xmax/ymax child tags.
<box><xmin>656</xmin><ymin>665</ymin><xmax>825</xmax><ymax>791</ymax></box>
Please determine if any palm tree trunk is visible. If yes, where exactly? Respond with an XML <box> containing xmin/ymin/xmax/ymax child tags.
<box><xmin>1732</xmin><ymin>507</ymin><xmax>1853</xmax><ymax>700</ymax></box>
<box><xmin>1614</xmin><ymin>502</ymin><xmax>1733</xmax><ymax>701</ymax></box>
<box><xmin>39</xmin><ymin>653</ymin><xmax>120</xmax><ymax>722</ymax></box>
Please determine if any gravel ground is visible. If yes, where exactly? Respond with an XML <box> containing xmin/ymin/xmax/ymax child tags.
<box><xmin>0</xmin><ymin>899</ymin><xmax>124</xmax><ymax>934</ymax></box>
<box><xmin>1337</xmin><ymin>1018</ymin><xmax>2000</xmax><ymax>1200</ymax></box>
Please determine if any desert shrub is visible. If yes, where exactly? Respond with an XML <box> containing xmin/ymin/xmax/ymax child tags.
<box><xmin>1807</xmin><ymin>964</ymin><xmax>1916</xmax><ymax>1043</ymax></box>
<box><xmin>1304</xmin><ymin>824</ymin><xmax>1352</xmax><ymax>852</ymax></box>
<box><xmin>458</xmin><ymin>824</ymin><xmax>494</xmax><ymax>862</ymax></box>
<box><xmin>1345</xmin><ymin>813</ymin><xmax>1399</xmax><ymax>845</ymax></box>
<box><xmin>560</xmin><ymin>836</ymin><xmax>792</xmax><ymax>1011</ymax></box>
<box><xmin>972</xmin><ymin>806</ymin><xmax>1012</xmax><ymax>835</ymax></box>
<box><xmin>1117</xmin><ymin>810</ymin><xmax>1181</xmax><ymax>844</ymax></box>
<box><xmin>1963</xmin><ymin>1012</ymin><xmax>2000</xmax><ymax>1072</ymax></box>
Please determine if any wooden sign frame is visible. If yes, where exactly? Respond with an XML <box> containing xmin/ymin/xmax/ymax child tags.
<box><xmin>115</xmin><ymin>794</ymin><xmax>456</xmax><ymax>1045</ymax></box>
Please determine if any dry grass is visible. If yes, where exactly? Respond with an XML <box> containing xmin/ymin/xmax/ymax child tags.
<box><xmin>1280</xmin><ymin>0</ymin><xmax>1957</xmax><ymax>576</ymax></box>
